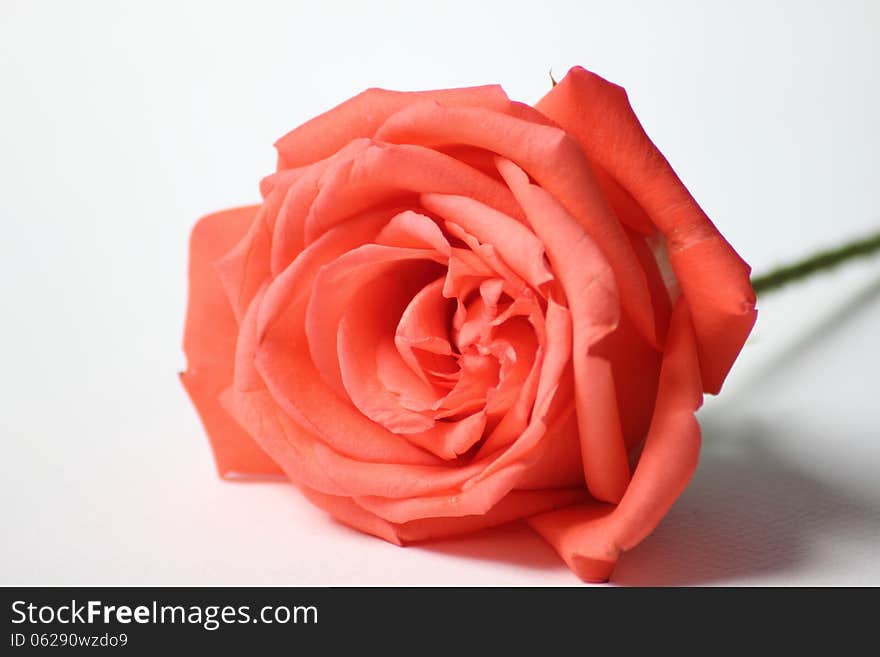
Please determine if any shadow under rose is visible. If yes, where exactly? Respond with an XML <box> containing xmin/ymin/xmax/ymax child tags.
<box><xmin>415</xmin><ymin>429</ymin><xmax>880</xmax><ymax>585</ymax></box>
<box><xmin>416</xmin><ymin>521</ymin><xmax>572</xmax><ymax>575</ymax></box>
<box><xmin>613</xmin><ymin>429</ymin><xmax>880</xmax><ymax>586</ymax></box>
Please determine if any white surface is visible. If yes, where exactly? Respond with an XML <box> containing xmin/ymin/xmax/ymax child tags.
<box><xmin>1</xmin><ymin>0</ymin><xmax>878</xmax><ymax>586</ymax></box>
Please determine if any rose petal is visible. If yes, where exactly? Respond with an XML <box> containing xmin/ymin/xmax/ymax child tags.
<box><xmin>443</xmin><ymin>222</ymin><xmax>528</xmax><ymax>296</ymax></box>
<box><xmin>306</xmin><ymin>239</ymin><xmax>445</xmax><ymax>394</ymax></box>
<box><xmin>337</xmin><ymin>267</ymin><xmax>442</xmax><ymax>434</ymax></box>
<box><xmin>498</xmin><ymin>158</ymin><xmax>630</xmax><ymax>504</ymax></box>
<box><xmin>626</xmin><ymin>226</ymin><xmax>673</xmax><ymax>344</ymax></box>
<box><xmin>444</xmin><ymin>246</ymin><xmax>495</xmax><ymax>301</ymax></box>
<box><xmin>526</xmin><ymin>297</ymin><xmax>703</xmax><ymax>582</ymax></box>
<box><xmin>394</xmin><ymin>277</ymin><xmax>456</xmax><ymax>388</ymax></box>
<box><xmin>374</xmin><ymin>209</ymin><xmax>451</xmax><ymax>255</ymax></box>
<box><xmin>454</xmin><ymin>278</ymin><xmax>503</xmax><ymax>351</ymax></box>
<box><xmin>376</xmin><ymin>334</ymin><xmax>443</xmax><ymax>413</ymax></box>
<box><xmin>395</xmin><ymin>487</ymin><xmax>588</xmax><ymax>543</ymax></box>
<box><xmin>299</xmin><ymin>484</ymin><xmax>587</xmax><ymax>545</ymax></box>
<box><xmin>536</xmin><ymin>66</ymin><xmax>756</xmax><ymax>393</ymax></box>
<box><xmin>482</xmin><ymin>317</ymin><xmax>538</xmax><ymax>416</ymax></box>
<box><xmin>355</xmin><ymin>406</ymin><xmax>577</xmax><ymax>524</ymax></box>
<box><xmin>256</xmin><ymin>210</ymin><xmax>442</xmax><ymax>466</ymax></box>
<box><xmin>420</xmin><ymin>193</ymin><xmax>554</xmax><ymax>290</ymax></box>
<box><xmin>402</xmin><ymin>411</ymin><xmax>488</xmax><ymax>461</ymax></box>
<box><xmin>434</xmin><ymin>350</ymin><xmax>498</xmax><ymax>418</ymax></box>
<box><xmin>473</xmin><ymin>297</ymin><xmax>567</xmax><ymax>459</ymax></box>
<box><xmin>514</xmin><ymin>408</ymin><xmax>585</xmax><ymax>490</ymax></box>
<box><xmin>353</xmin><ymin>443</ymin><xmax>535</xmax><ymax>523</ymax></box>
<box><xmin>180</xmin><ymin>206</ymin><xmax>283</xmax><ymax>477</ymax></box>
<box><xmin>214</xmin><ymin>195</ymin><xmax>279</xmax><ymax>323</ymax></box>
<box><xmin>270</xmin><ymin>139</ymin><xmax>373</xmax><ymax>274</ymax></box>
<box><xmin>591</xmin><ymin>164</ymin><xmax>657</xmax><ymax>236</ymax></box>
<box><xmin>591</xmin><ymin>309</ymin><xmax>662</xmax><ymax>450</ymax></box>
<box><xmin>303</xmin><ymin>142</ymin><xmax>523</xmax><ymax>244</ymax></box>
<box><xmin>274</xmin><ymin>85</ymin><xmax>512</xmax><ymax>169</ymax></box>
<box><xmin>375</xmin><ymin>100</ymin><xmax>659</xmax><ymax>347</ymax></box>
<box><xmin>230</xmin><ymin>301</ymin><xmax>496</xmax><ymax>500</ymax></box>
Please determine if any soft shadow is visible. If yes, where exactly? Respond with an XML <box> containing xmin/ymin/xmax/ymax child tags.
<box><xmin>613</xmin><ymin>271</ymin><xmax>880</xmax><ymax>585</ymax></box>
<box><xmin>614</xmin><ymin>424</ymin><xmax>880</xmax><ymax>586</ymax></box>
<box><xmin>418</xmin><ymin>521</ymin><xmax>571</xmax><ymax>574</ymax></box>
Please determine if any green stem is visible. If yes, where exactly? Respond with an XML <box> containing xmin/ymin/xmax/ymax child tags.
<box><xmin>751</xmin><ymin>229</ymin><xmax>880</xmax><ymax>295</ymax></box>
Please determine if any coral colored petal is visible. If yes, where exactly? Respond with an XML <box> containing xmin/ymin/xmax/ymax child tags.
<box><xmin>499</xmin><ymin>158</ymin><xmax>630</xmax><ymax>504</ymax></box>
<box><xmin>420</xmin><ymin>193</ymin><xmax>553</xmax><ymax>289</ymax></box>
<box><xmin>374</xmin><ymin>208</ymin><xmax>451</xmax><ymax>255</ymax></box>
<box><xmin>274</xmin><ymin>85</ymin><xmax>512</xmax><ymax>169</ymax></box>
<box><xmin>375</xmin><ymin>101</ymin><xmax>658</xmax><ymax>347</ymax></box>
<box><xmin>355</xmin><ymin>401</ymin><xmax>578</xmax><ymax>524</ymax></box>
<box><xmin>394</xmin><ymin>488</ymin><xmax>588</xmax><ymax>543</ymax></box>
<box><xmin>514</xmin><ymin>408</ymin><xmax>584</xmax><ymax>490</ymax></box>
<box><xmin>299</xmin><ymin>485</ymin><xmax>588</xmax><ymax>546</ymax></box>
<box><xmin>536</xmin><ymin>66</ymin><xmax>756</xmax><ymax>392</ymax></box>
<box><xmin>309</xmin><ymin>439</ymin><xmax>486</xmax><ymax>499</ymax></box>
<box><xmin>576</xmin><ymin>355</ymin><xmax>630</xmax><ymax>503</ymax></box>
<box><xmin>180</xmin><ymin>206</ymin><xmax>282</xmax><ymax>477</ymax></box>
<box><xmin>303</xmin><ymin>142</ymin><xmax>522</xmax><ymax>244</ymax></box>
<box><xmin>671</xmin><ymin>239</ymin><xmax>758</xmax><ymax>393</ymax></box>
<box><xmin>444</xmin><ymin>247</ymin><xmax>496</xmax><ymax>300</ymax></box>
<box><xmin>435</xmin><ymin>350</ymin><xmax>498</xmax><ymax>417</ymax></box>
<box><xmin>214</xmin><ymin>196</ymin><xmax>278</xmax><ymax>324</ymax></box>
<box><xmin>394</xmin><ymin>277</ymin><xmax>456</xmax><ymax>387</ymax></box>
<box><xmin>473</xmin><ymin>358</ymin><xmax>542</xmax><ymax>459</ymax></box>
<box><xmin>256</xmin><ymin>211</ymin><xmax>441</xmax><ymax>466</ymax></box>
<box><xmin>354</xmin><ymin>457</ymin><xmax>531</xmax><ymax>523</ymax></box>
<box><xmin>454</xmin><ymin>278</ymin><xmax>504</xmax><ymax>350</ymax></box>
<box><xmin>306</xmin><ymin>239</ymin><xmax>445</xmax><ymax>394</ymax></box>
<box><xmin>222</xmin><ymin>292</ymin><xmax>496</xmax><ymax>498</ymax></box>
<box><xmin>532</xmin><ymin>299</ymin><xmax>572</xmax><ymax>419</ymax></box>
<box><xmin>220</xmin><ymin>387</ymin><xmax>345</xmax><ymax>496</ymax></box>
<box><xmin>337</xmin><ymin>269</ymin><xmax>441</xmax><ymax>434</ymax></box>
<box><xmin>591</xmin><ymin>164</ymin><xmax>656</xmax><ymax>236</ymax></box>
<box><xmin>474</xmin><ymin>298</ymin><xmax>567</xmax><ymax>459</ymax></box>
<box><xmin>483</xmin><ymin>318</ymin><xmax>539</xmax><ymax>416</ymax></box>
<box><xmin>626</xmin><ymin>226</ymin><xmax>673</xmax><ymax>345</ymax></box>
<box><xmin>376</xmin><ymin>335</ymin><xmax>442</xmax><ymax>413</ymax></box>
<box><xmin>403</xmin><ymin>411</ymin><xmax>488</xmax><ymax>461</ymax></box>
<box><xmin>592</xmin><ymin>310</ymin><xmax>662</xmax><ymax>450</ymax></box>
<box><xmin>527</xmin><ymin>298</ymin><xmax>704</xmax><ymax>582</ymax></box>
<box><xmin>270</xmin><ymin>139</ymin><xmax>374</xmax><ymax>274</ymax></box>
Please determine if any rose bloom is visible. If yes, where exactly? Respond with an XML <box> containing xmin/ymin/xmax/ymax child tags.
<box><xmin>181</xmin><ymin>67</ymin><xmax>756</xmax><ymax>581</ymax></box>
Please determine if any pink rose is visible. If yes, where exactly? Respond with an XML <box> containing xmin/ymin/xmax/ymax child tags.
<box><xmin>181</xmin><ymin>67</ymin><xmax>756</xmax><ymax>581</ymax></box>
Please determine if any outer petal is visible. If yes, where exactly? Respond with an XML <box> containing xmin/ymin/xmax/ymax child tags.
<box><xmin>180</xmin><ymin>206</ymin><xmax>283</xmax><ymax>477</ymax></box>
<box><xmin>274</xmin><ymin>85</ymin><xmax>513</xmax><ymax>170</ymax></box>
<box><xmin>299</xmin><ymin>485</ymin><xmax>587</xmax><ymax>545</ymax></box>
<box><xmin>536</xmin><ymin>66</ymin><xmax>757</xmax><ymax>393</ymax></box>
<box><xmin>527</xmin><ymin>297</ymin><xmax>703</xmax><ymax>582</ymax></box>
<box><xmin>214</xmin><ymin>190</ymin><xmax>284</xmax><ymax>323</ymax></box>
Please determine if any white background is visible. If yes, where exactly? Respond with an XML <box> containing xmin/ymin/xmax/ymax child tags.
<box><xmin>1</xmin><ymin>0</ymin><xmax>878</xmax><ymax>585</ymax></box>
